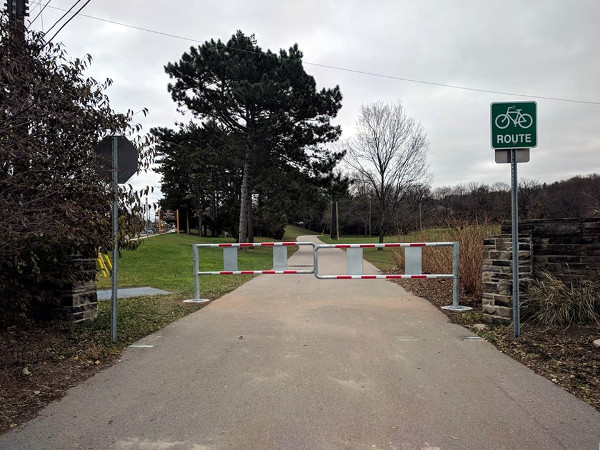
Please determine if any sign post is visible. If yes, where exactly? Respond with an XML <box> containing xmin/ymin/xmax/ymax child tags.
<box><xmin>491</xmin><ymin>102</ymin><xmax>537</xmax><ymax>337</ymax></box>
<box><xmin>111</xmin><ymin>137</ymin><xmax>119</xmax><ymax>343</ymax></box>
<box><xmin>510</xmin><ymin>148</ymin><xmax>520</xmax><ymax>336</ymax></box>
<box><xmin>95</xmin><ymin>136</ymin><xmax>139</xmax><ymax>343</ymax></box>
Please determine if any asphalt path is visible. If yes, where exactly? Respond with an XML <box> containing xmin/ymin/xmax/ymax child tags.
<box><xmin>1</xmin><ymin>236</ymin><xmax>599</xmax><ymax>449</ymax></box>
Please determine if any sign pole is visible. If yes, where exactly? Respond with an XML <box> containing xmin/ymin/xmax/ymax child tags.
<box><xmin>94</xmin><ymin>134</ymin><xmax>137</xmax><ymax>342</ymax></box>
<box><xmin>511</xmin><ymin>149</ymin><xmax>520</xmax><ymax>337</ymax></box>
<box><xmin>111</xmin><ymin>137</ymin><xmax>119</xmax><ymax>343</ymax></box>
<box><xmin>492</xmin><ymin>101</ymin><xmax>536</xmax><ymax>337</ymax></box>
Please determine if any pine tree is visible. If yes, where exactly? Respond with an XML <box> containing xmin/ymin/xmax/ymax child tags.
<box><xmin>165</xmin><ymin>31</ymin><xmax>343</xmax><ymax>242</ymax></box>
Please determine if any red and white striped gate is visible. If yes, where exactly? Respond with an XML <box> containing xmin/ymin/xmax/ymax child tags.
<box><xmin>187</xmin><ymin>242</ymin><xmax>315</xmax><ymax>304</ymax></box>
<box><xmin>187</xmin><ymin>241</ymin><xmax>470</xmax><ymax>312</ymax></box>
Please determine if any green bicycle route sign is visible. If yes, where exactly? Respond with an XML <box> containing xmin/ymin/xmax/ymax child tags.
<box><xmin>491</xmin><ymin>102</ymin><xmax>537</xmax><ymax>149</ymax></box>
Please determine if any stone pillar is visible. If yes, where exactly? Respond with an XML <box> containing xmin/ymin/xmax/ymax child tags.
<box><xmin>33</xmin><ymin>257</ymin><xmax>98</xmax><ymax>322</ymax></box>
<box><xmin>59</xmin><ymin>257</ymin><xmax>99</xmax><ymax>322</ymax></box>
<box><xmin>481</xmin><ymin>234</ymin><xmax>532</xmax><ymax>324</ymax></box>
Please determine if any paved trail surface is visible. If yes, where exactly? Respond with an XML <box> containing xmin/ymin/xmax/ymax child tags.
<box><xmin>1</xmin><ymin>236</ymin><xmax>599</xmax><ymax>449</ymax></box>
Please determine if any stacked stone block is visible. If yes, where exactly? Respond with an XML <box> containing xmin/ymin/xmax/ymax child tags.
<box><xmin>504</xmin><ymin>218</ymin><xmax>600</xmax><ymax>281</ymax></box>
<box><xmin>59</xmin><ymin>257</ymin><xmax>99</xmax><ymax>322</ymax></box>
<box><xmin>482</xmin><ymin>235</ymin><xmax>532</xmax><ymax>323</ymax></box>
<box><xmin>482</xmin><ymin>218</ymin><xmax>600</xmax><ymax>324</ymax></box>
<box><xmin>34</xmin><ymin>257</ymin><xmax>98</xmax><ymax>322</ymax></box>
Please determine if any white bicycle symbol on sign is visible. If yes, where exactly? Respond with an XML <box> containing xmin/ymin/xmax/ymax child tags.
<box><xmin>495</xmin><ymin>106</ymin><xmax>533</xmax><ymax>129</ymax></box>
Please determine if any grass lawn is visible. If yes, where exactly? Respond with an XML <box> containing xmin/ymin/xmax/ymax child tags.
<box><xmin>96</xmin><ymin>233</ymin><xmax>300</xmax><ymax>298</ymax></box>
<box><xmin>90</xmin><ymin>227</ymin><xmax>320</xmax><ymax>347</ymax></box>
<box><xmin>88</xmin><ymin>225</ymin><xmax>339</xmax><ymax>346</ymax></box>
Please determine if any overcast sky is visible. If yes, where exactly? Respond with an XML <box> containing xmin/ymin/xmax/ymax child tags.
<box><xmin>27</xmin><ymin>0</ymin><xmax>600</xmax><ymax>202</ymax></box>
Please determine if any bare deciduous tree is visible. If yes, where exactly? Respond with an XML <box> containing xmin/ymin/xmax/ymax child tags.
<box><xmin>345</xmin><ymin>101</ymin><xmax>429</xmax><ymax>242</ymax></box>
<box><xmin>518</xmin><ymin>178</ymin><xmax>542</xmax><ymax>219</ymax></box>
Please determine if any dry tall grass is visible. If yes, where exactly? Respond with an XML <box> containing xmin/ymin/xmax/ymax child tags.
<box><xmin>522</xmin><ymin>271</ymin><xmax>600</xmax><ymax>326</ymax></box>
<box><xmin>390</xmin><ymin>223</ymin><xmax>500</xmax><ymax>297</ymax></box>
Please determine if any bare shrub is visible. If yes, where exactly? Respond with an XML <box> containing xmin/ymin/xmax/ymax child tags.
<box><xmin>390</xmin><ymin>222</ymin><xmax>500</xmax><ymax>296</ymax></box>
<box><xmin>522</xmin><ymin>271</ymin><xmax>600</xmax><ymax>326</ymax></box>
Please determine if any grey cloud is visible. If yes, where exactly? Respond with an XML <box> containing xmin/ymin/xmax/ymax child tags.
<box><xmin>28</xmin><ymin>0</ymin><xmax>600</xmax><ymax>195</ymax></box>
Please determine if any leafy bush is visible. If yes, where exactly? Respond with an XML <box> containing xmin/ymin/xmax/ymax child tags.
<box><xmin>1</xmin><ymin>17</ymin><xmax>151</xmax><ymax>314</ymax></box>
<box><xmin>522</xmin><ymin>271</ymin><xmax>600</xmax><ymax>326</ymax></box>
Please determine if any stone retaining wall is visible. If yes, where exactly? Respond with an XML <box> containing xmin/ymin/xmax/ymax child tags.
<box><xmin>482</xmin><ymin>218</ymin><xmax>600</xmax><ymax>323</ymax></box>
<box><xmin>33</xmin><ymin>257</ymin><xmax>98</xmax><ymax>322</ymax></box>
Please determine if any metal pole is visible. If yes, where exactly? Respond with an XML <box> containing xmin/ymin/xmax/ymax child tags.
<box><xmin>111</xmin><ymin>136</ymin><xmax>119</xmax><ymax>343</ymax></box>
<box><xmin>183</xmin><ymin>243</ymin><xmax>211</xmax><ymax>304</ymax></box>
<box><xmin>511</xmin><ymin>149</ymin><xmax>520</xmax><ymax>337</ymax></box>
<box><xmin>336</xmin><ymin>201</ymin><xmax>340</xmax><ymax>240</ymax></box>
<box><xmin>313</xmin><ymin>246</ymin><xmax>320</xmax><ymax>279</ymax></box>
<box><xmin>193</xmin><ymin>244</ymin><xmax>200</xmax><ymax>301</ymax></box>
<box><xmin>6</xmin><ymin>0</ymin><xmax>28</xmax><ymax>25</ymax></box>
<box><xmin>452</xmin><ymin>241</ymin><xmax>460</xmax><ymax>308</ymax></box>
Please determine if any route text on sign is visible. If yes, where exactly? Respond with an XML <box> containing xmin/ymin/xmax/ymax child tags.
<box><xmin>495</xmin><ymin>133</ymin><xmax>533</xmax><ymax>145</ymax></box>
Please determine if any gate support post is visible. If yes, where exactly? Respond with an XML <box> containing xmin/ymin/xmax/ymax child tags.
<box><xmin>441</xmin><ymin>242</ymin><xmax>471</xmax><ymax>312</ymax></box>
<box><xmin>184</xmin><ymin>244</ymin><xmax>211</xmax><ymax>304</ymax></box>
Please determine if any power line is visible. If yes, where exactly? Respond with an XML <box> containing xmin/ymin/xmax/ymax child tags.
<box><xmin>43</xmin><ymin>0</ymin><xmax>83</xmax><ymax>35</ymax></box>
<box><xmin>46</xmin><ymin>0</ymin><xmax>91</xmax><ymax>43</ymax></box>
<box><xmin>28</xmin><ymin>0</ymin><xmax>51</xmax><ymax>28</ymax></box>
<box><xmin>302</xmin><ymin>62</ymin><xmax>600</xmax><ymax>105</ymax></box>
<box><xmin>27</xmin><ymin>2</ymin><xmax>600</xmax><ymax>106</ymax></box>
<box><xmin>31</xmin><ymin>1</ymin><xmax>203</xmax><ymax>43</ymax></box>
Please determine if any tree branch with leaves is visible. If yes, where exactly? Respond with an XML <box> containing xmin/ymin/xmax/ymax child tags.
<box><xmin>0</xmin><ymin>14</ymin><xmax>154</xmax><ymax>313</ymax></box>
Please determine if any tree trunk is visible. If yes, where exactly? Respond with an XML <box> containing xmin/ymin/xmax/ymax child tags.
<box><xmin>378</xmin><ymin>197</ymin><xmax>386</xmax><ymax>246</ymax></box>
<box><xmin>197</xmin><ymin>210</ymin><xmax>202</xmax><ymax>236</ymax></box>
<box><xmin>238</xmin><ymin>136</ymin><xmax>253</xmax><ymax>243</ymax></box>
<box><xmin>238</xmin><ymin>159</ymin><xmax>251</xmax><ymax>242</ymax></box>
<box><xmin>247</xmin><ymin>191</ymin><xmax>254</xmax><ymax>243</ymax></box>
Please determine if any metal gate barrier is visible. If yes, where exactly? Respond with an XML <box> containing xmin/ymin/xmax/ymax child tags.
<box><xmin>187</xmin><ymin>242</ymin><xmax>315</xmax><ymax>303</ymax></box>
<box><xmin>187</xmin><ymin>241</ymin><xmax>471</xmax><ymax>312</ymax></box>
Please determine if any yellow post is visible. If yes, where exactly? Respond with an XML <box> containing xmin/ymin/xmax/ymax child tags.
<box><xmin>176</xmin><ymin>209</ymin><xmax>180</xmax><ymax>235</ymax></box>
<box><xmin>103</xmin><ymin>253</ymin><xmax>112</xmax><ymax>271</ymax></box>
<box><xmin>97</xmin><ymin>253</ymin><xmax>109</xmax><ymax>278</ymax></box>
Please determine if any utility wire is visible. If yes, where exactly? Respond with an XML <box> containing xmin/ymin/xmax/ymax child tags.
<box><xmin>47</xmin><ymin>0</ymin><xmax>92</xmax><ymax>43</ymax></box>
<box><xmin>28</xmin><ymin>0</ymin><xmax>52</xmax><ymax>28</ymax></box>
<box><xmin>44</xmin><ymin>0</ymin><xmax>83</xmax><ymax>35</ymax></box>
<box><xmin>301</xmin><ymin>62</ymin><xmax>600</xmax><ymax>105</ymax></box>
<box><xmin>27</xmin><ymin>1</ymin><xmax>600</xmax><ymax>106</ymax></box>
<box><xmin>31</xmin><ymin>1</ymin><xmax>201</xmax><ymax>43</ymax></box>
